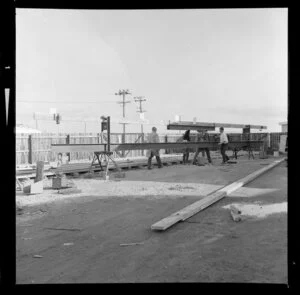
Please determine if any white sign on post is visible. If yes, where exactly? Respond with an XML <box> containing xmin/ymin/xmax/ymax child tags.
<box><xmin>49</xmin><ymin>108</ymin><xmax>57</xmax><ymax>115</ymax></box>
<box><xmin>140</xmin><ymin>112</ymin><xmax>145</xmax><ymax>120</ymax></box>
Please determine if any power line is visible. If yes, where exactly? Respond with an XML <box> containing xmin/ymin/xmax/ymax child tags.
<box><xmin>16</xmin><ymin>100</ymin><xmax>116</xmax><ymax>104</ymax></box>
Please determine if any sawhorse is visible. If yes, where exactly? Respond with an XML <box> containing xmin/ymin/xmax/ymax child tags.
<box><xmin>90</xmin><ymin>151</ymin><xmax>122</xmax><ymax>178</ymax></box>
<box><xmin>231</xmin><ymin>143</ymin><xmax>255</xmax><ymax>160</ymax></box>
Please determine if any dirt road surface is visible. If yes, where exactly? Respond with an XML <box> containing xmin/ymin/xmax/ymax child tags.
<box><xmin>16</xmin><ymin>156</ymin><xmax>287</xmax><ymax>283</ymax></box>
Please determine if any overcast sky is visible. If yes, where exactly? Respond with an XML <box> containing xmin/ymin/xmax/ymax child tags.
<box><xmin>16</xmin><ymin>8</ymin><xmax>287</xmax><ymax>133</ymax></box>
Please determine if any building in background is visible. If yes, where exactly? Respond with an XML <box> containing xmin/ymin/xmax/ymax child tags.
<box><xmin>279</xmin><ymin>121</ymin><xmax>287</xmax><ymax>133</ymax></box>
<box><xmin>16</xmin><ymin>124</ymin><xmax>41</xmax><ymax>134</ymax></box>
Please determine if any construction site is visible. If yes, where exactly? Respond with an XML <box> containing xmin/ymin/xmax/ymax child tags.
<box><xmin>16</xmin><ymin>117</ymin><xmax>288</xmax><ymax>283</ymax></box>
<box><xmin>14</xmin><ymin>8</ymin><xmax>288</xmax><ymax>285</ymax></box>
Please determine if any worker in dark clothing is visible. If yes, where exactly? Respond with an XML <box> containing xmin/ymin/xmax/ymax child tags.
<box><xmin>182</xmin><ymin>130</ymin><xmax>191</xmax><ymax>164</ymax></box>
<box><xmin>192</xmin><ymin>129</ymin><xmax>212</xmax><ymax>165</ymax></box>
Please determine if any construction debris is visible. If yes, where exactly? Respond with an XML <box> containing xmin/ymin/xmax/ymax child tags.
<box><xmin>44</xmin><ymin>227</ymin><xmax>81</xmax><ymax>232</ymax></box>
<box><xmin>120</xmin><ymin>242</ymin><xmax>144</xmax><ymax>246</ymax></box>
<box><xmin>230</xmin><ymin>205</ymin><xmax>242</xmax><ymax>222</ymax></box>
<box><xmin>57</xmin><ymin>188</ymin><xmax>82</xmax><ymax>195</ymax></box>
<box><xmin>16</xmin><ymin>206</ymin><xmax>24</xmax><ymax>215</ymax></box>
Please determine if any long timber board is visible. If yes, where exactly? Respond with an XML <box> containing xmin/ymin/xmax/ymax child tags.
<box><xmin>151</xmin><ymin>158</ymin><xmax>285</xmax><ymax>231</ymax></box>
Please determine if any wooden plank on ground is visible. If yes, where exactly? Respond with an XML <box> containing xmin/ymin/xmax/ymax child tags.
<box><xmin>151</xmin><ymin>158</ymin><xmax>285</xmax><ymax>231</ymax></box>
<box><xmin>151</xmin><ymin>191</ymin><xmax>226</xmax><ymax>231</ymax></box>
<box><xmin>221</xmin><ymin>158</ymin><xmax>285</xmax><ymax>195</ymax></box>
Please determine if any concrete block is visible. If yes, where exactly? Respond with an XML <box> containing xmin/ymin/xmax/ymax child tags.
<box><xmin>23</xmin><ymin>181</ymin><xmax>43</xmax><ymax>194</ymax></box>
<box><xmin>52</xmin><ymin>177</ymin><xmax>68</xmax><ymax>189</ymax></box>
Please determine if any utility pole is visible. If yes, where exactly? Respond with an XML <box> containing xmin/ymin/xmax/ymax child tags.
<box><xmin>115</xmin><ymin>89</ymin><xmax>131</xmax><ymax>155</ymax></box>
<box><xmin>134</xmin><ymin>96</ymin><xmax>146</xmax><ymax>134</ymax></box>
<box><xmin>33</xmin><ymin>112</ymin><xmax>38</xmax><ymax>130</ymax></box>
<box><xmin>84</xmin><ymin>121</ymin><xmax>87</xmax><ymax>134</ymax></box>
<box><xmin>134</xmin><ymin>96</ymin><xmax>146</xmax><ymax>156</ymax></box>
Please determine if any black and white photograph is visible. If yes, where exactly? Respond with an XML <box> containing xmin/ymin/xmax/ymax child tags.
<box><xmin>11</xmin><ymin>6</ymin><xmax>289</xmax><ymax>284</ymax></box>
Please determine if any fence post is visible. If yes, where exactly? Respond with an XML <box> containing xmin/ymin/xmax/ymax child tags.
<box><xmin>122</xmin><ymin>133</ymin><xmax>125</xmax><ymax>157</ymax></box>
<box><xmin>141</xmin><ymin>133</ymin><xmax>144</xmax><ymax>156</ymax></box>
<box><xmin>35</xmin><ymin>161</ymin><xmax>44</xmax><ymax>183</ymax></box>
<box><xmin>28</xmin><ymin>134</ymin><xmax>33</xmax><ymax>164</ymax></box>
<box><xmin>66</xmin><ymin>134</ymin><xmax>70</xmax><ymax>162</ymax></box>
<box><xmin>165</xmin><ymin>135</ymin><xmax>168</xmax><ymax>154</ymax></box>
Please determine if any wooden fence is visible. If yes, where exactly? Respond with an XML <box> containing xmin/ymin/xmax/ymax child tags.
<box><xmin>16</xmin><ymin>132</ymin><xmax>283</xmax><ymax>165</ymax></box>
<box><xmin>269</xmin><ymin>132</ymin><xmax>288</xmax><ymax>151</ymax></box>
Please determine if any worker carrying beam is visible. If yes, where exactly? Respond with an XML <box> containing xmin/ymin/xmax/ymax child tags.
<box><xmin>192</xmin><ymin>129</ymin><xmax>212</xmax><ymax>165</ymax></box>
<box><xmin>146</xmin><ymin>127</ymin><xmax>163</xmax><ymax>170</ymax></box>
<box><xmin>218</xmin><ymin>127</ymin><xmax>230</xmax><ymax>164</ymax></box>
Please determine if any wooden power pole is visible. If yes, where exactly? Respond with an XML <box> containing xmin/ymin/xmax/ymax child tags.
<box><xmin>115</xmin><ymin>89</ymin><xmax>131</xmax><ymax>155</ymax></box>
<box><xmin>134</xmin><ymin>96</ymin><xmax>147</xmax><ymax>156</ymax></box>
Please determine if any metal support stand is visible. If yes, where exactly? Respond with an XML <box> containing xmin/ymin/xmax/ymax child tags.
<box><xmin>90</xmin><ymin>152</ymin><xmax>121</xmax><ymax>177</ymax></box>
<box><xmin>231</xmin><ymin>144</ymin><xmax>254</xmax><ymax>160</ymax></box>
<box><xmin>92</xmin><ymin>116</ymin><xmax>122</xmax><ymax>177</ymax></box>
<box><xmin>231</xmin><ymin>148</ymin><xmax>238</xmax><ymax>160</ymax></box>
<box><xmin>90</xmin><ymin>152</ymin><xmax>104</xmax><ymax>171</ymax></box>
<box><xmin>248</xmin><ymin>144</ymin><xmax>254</xmax><ymax>160</ymax></box>
<box><xmin>246</xmin><ymin>142</ymin><xmax>255</xmax><ymax>160</ymax></box>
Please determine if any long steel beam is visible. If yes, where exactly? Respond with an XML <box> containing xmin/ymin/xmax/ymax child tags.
<box><xmin>51</xmin><ymin>141</ymin><xmax>263</xmax><ymax>153</ymax></box>
<box><xmin>167</xmin><ymin>124</ymin><xmax>216</xmax><ymax>131</ymax></box>
<box><xmin>167</xmin><ymin>121</ymin><xmax>267</xmax><ymax>130</ymax></box>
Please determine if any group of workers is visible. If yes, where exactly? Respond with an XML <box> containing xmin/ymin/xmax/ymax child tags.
<box><xmin>146</xmin><ymin>126</ymin><xmax>230</xmax><ymax>169</ymax></box>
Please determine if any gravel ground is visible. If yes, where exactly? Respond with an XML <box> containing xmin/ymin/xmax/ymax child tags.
<box><xmin>16</xmin><ymin>155</ymin><xmax>281</xmax><ymax>209</ymax></box>
<box><xmin>16</xmin><ymin>161</ymin><xmax>287</xmax><ymax>283</ymax></box>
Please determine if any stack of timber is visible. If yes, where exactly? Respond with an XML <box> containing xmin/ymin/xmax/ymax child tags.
<box><xmin>17</xmin><ymin>154</ymin><xmax>184</xmax><ymax>179</ymax></box>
